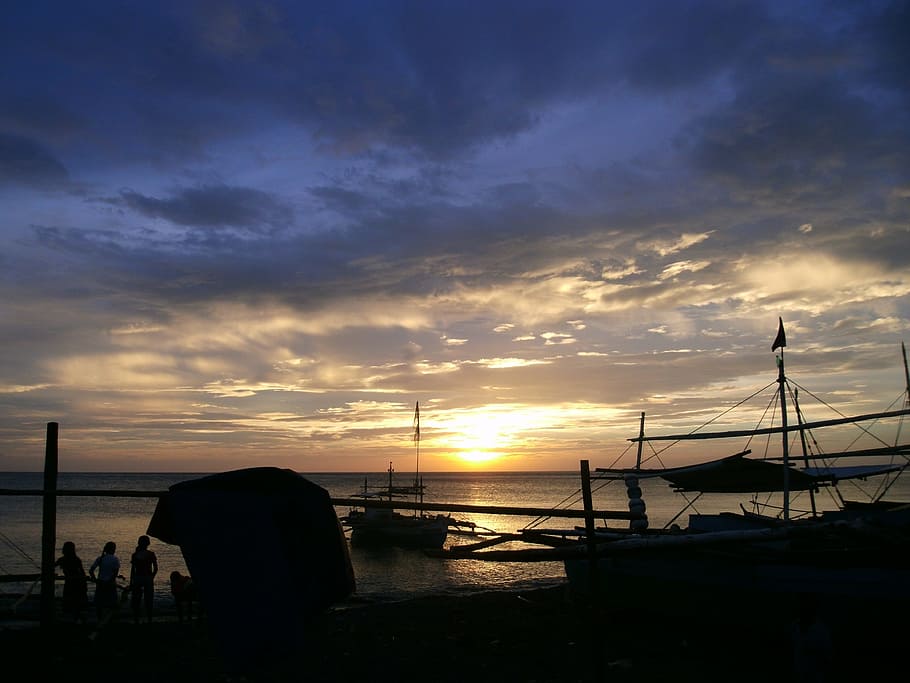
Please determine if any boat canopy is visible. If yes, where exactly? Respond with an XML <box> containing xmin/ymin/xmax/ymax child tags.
<box><xmin>596</xmin><ymin>451</ymin><xmax>906</xmax><ymax>493</ymax></box>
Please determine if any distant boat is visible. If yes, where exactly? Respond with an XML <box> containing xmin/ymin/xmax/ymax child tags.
<box><xmin>341</xmin><ymin>403</ymin><xmax>474</xmax><ymax>549</ymax></box>
<box><xmin>341</xmin><ymin>461</ymin><xmax>453</xmax><ymax>549</ymax></box>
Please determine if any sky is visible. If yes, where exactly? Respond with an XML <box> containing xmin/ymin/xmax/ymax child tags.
<box><xmin>1</xmin><ymin>1</ymin><xmax>909</xmax><ymax>473</ymax></box>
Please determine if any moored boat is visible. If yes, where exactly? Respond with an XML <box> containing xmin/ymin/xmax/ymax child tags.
<box><xmin>562</xmin><ymin>320</ymin><xmax>910</xmax><ymax>619</ymax></box>
<box><xmin>340</xmin><ymin>403</ymin><xmax>475</xmax><ymax>549</ymax></box>
<box><xmin>341</xmin><ymin>462</ymin><xmax>454</xmax><ymax>549</ymax></box>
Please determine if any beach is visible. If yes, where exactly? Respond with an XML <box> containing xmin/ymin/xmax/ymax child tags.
<box><xmin>2</xmin><ymin>583</ymin><xmax>899</xmax><ymax>682</ymax></box>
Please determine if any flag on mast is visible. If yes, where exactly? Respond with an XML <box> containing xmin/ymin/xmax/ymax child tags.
<box><xmin>771</xmin><ymin>317</ymin><xmax>787</xmax><ymax>351</ymax></box>
<box><xmin>413</xmin><ymin>401</ymin><xmax>420</xmax><ymax>443</ymax></box>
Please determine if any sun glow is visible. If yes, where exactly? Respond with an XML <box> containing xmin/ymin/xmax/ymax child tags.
<box><xmin>458</xmin><ymin>450</ymin><xmax>502</xmax><ymax>463</ymax></box>
<box><xmin>441</xmin><ymin>407</ymin><xmax>525</xmax><ymax>464</ymax></box>
<box><xmin>426</xmin><ymin>402</ymin><xmax>629</xmax><ymax>468</ymax></box>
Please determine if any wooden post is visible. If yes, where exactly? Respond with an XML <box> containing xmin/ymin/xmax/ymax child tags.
<box><xmin>778</xmin><ymin>351</ymin><xmax>790</xmax><ymax>522</ymax></box>
<box><xmin>41</xmin><ymin>422</ymin><xmax>59</xmax><ymax>629</ymax></box>
<box><xmin>580</xmin><ymin>460</ymin><xmax>598</xmax><ymax>597</ymax></box>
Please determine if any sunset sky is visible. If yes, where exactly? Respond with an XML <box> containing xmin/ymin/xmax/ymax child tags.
<box><xmin>1</xmin><ymin>1</ymin><xmax>908</xmax><ymax>473</ymax></box>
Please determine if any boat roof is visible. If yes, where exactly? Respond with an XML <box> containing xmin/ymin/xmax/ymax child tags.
<box><xmin>352</xmin><ymin>485</ymin><xmax>426</xmax><ymax>499</ymax></box>
<box><xmin>596</xmin><ymin>451</ymin><xmax>906</xmax><ymax>493</ymax></box>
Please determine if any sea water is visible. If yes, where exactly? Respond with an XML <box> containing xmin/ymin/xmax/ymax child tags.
<box><xmin>2</xmin><ymin>470</ymin><xmax>908</xmax><ymax>606</ymax></box>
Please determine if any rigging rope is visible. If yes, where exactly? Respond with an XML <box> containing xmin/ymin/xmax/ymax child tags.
<box><xmin>0</xmin><ymin>529</ymin><xmax>40</xmax><ymax>569</ymax></box>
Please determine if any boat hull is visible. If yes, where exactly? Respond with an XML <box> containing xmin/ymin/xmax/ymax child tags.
<box><xmin>564</xmin><ymin>523</ymin><xmax>910</xmax><ymax>628</ymax></box>
<box><xmin>346</xmin><ymin>512</ymin><xmax>449</xmax><ymax>549</ymax></box>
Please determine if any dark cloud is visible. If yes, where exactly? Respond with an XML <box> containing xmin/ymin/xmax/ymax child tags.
<box><xmin>682</xmin><ymin>79</ymin><xmax>893</xmax><ymax>190</ymax></box>
<box><xmin>0</xmin><ymin>133</ymin><xmax>69</xmax><ymax>188</ymax></box>
<box><xmin>116</xmin><ymin>185</ymin><xmax>294</xmax><ymax>230</ymax></box>
<box><xmin>0</xmin><ymin>96</ymin><xmax>86</xmax><ymax>141</ymax></box>
<box><xmin>854</xmin><ymin>0</ymin><xmax>910</xmax><ymax>97</ymax></box>
<box><xmin>617</xmin><ymin>1</ymin><xmax>771</xmax><ymax>89</ymax></box>
<box><xmin>3</xmin><ymin>1</ymin><xmax>905</xmax><ymax>166</ymax></box>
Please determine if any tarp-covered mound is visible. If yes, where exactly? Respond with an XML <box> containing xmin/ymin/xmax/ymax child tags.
<box><xmin>147</xmin><ymin>467</ymin><xmax>355</xmax><ymax>671</ymax></box>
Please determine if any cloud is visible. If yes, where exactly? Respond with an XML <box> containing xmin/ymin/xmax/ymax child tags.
<box><xmin>116</xmin><ymin>185</ymin><xmax>294</xmax><ymax>230</ymax></box>
<box><xmin>0</xmin><ymin>134</ymin><xmax>69</xmax><ymax>188</ymax></box>
<box><xmin>1</xmin><ymin>2</ymin><xmax>909</xmax><ymax>471</ymax></box>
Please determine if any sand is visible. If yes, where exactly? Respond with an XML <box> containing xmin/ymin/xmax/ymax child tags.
<box><xmin>0</xmin><ymin>584</ymin><xmax>898</xmax><ymax>682</ymax></box>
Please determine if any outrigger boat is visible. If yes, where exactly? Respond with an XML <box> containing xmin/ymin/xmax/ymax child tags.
<box><xmin>341</xmin><ymin>461</ymin><xmax>458</xmax><ymax>549</ymax></box>
<box><xmin>341</xmin><ymin>403</ymin><xmax>476</xmax><ymax>549</ymax></box>
<box><xmin>434</xmin><ymin>322</ymin><xmax>910</xmax><ymax>622</ymax></box>
<box><xmin>563</xmin><ymin>321</ymin><xmax>910</xmax><ymax>613</ymax></box>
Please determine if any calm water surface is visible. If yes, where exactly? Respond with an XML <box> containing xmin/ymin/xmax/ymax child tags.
<box><xmin>2</xmin><ymin>470</ymin><xmax>907</xmax><ymax>607</ymax></box>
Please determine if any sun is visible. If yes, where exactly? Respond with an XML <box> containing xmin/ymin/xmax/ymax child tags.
<box><xmin>443</xmin><ymin>409</ymin><xmax>516</xmax><ymax>465</ymax></box>
<box><xmin>458</xmin><ymin>449</ymin><xmax>502</xmax><ymax>464</ymax></box>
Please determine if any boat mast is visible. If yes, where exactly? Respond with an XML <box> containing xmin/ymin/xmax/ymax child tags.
<box><xmin>413</xmin><ymin>401</ymin><xmax>422</xmax><ymax>513</ymax></box>
<box><xmin>903</xmin><ymin>342</ymin><xmax>909</xmax><ymax>407</ymax></box>
<box><xmin>773</xmin><ymin>318</ymin><xmax>791</xmax><ymax>522</ymax></box>
<box><xmin>414</xmin><ymin>401</ymin><xmax>420</xmax><ymax>486</ymax></box>
<box><xmin>635</xmin><ymin>412</ymin><xmax>645</xmax><ymax>470</ymax></box>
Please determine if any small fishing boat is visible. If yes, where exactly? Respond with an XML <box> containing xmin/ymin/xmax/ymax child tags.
<box><xmin>341</xmin><ymin>403</ymin><xmax>475</xmax><ymax>549</ymax></box>
<box><xmin>341</xmin><ymin>462</ymin><xmax>454</xmax><ymax>549</ymax></box>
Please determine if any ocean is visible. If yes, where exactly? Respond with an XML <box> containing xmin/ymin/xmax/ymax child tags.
<box><xmin>2</xmin><ymin>469</ymin><xmax>906</xmax><ymax>608</ymax></box>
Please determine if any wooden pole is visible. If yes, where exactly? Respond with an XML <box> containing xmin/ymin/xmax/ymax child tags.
<box><xmin>635</xmin><ymin>412</ymin><xmax>645</xmax><ymax>469</ymax></box>
<box><xmin>580</xmin><ymin>460</ymin><xmax>598</xmax><ymax>597</ymax></box>
<box><xmin>41</xmin><ymin>422</ymin><xmax>59</xmax><ymax>629</ymax></box>
<box><xmin>778</xmin><ymin>350</ymin><xmax>790</xmax><ymax>522</ymax></box>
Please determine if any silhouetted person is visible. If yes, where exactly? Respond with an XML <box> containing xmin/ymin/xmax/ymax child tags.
<box><xmin>55</xmin><ymin>541</ymin><xmax>88</xmax><ymax>624</ymax></box>
<box><xmin>88</xmin><ymin>541</ymin><xmax>122</xmax><ymax>639</ymax></box>
<box><xmin>129</xmin><ymin>534</ymin><xmax>158</xmax><ymax>624</ymax></box>
<box><xmin>169</xmin><ymin>570</ymin><xmax>201</xmax><ymax>623</ymax></box>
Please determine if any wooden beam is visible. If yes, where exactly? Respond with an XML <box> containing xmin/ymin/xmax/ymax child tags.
<box><xmin>41</xmin><ymin>422</ymin><xmax>58</xmax><ymax>630</ymax></box>
<box><xmin>2</xmin><ymin>490</ymin><xmax>637</xmax><ymax>521</ymax></box>
<box><xmin>629</xmin><ymin>408</ymin><xmax>910</xmax><ymax>441</ymax></box>
<box><xmin>580</xmin><ymin>460</ymin><xmax>598</xmax><ymax>597</ymax></box>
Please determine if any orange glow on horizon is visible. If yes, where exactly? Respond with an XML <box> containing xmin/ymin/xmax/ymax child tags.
<box><xmin>456</xmin><ymin>449</ymin><xmax>503</xmax><ymax>464</ymax></box>
<box><xmin>439</xmin><ymin>409</ymin><xmax>516</xmax><ymax>465</ymax></box>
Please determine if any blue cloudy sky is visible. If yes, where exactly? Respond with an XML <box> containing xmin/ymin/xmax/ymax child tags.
<box><xmin>1</xmin><ymin>1</ymin><xmax>908</xmax><ymax>472</ymax></box>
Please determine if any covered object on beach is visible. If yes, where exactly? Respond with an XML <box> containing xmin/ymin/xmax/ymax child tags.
<box><xmin>147</xmin><ymin>467</ymin><xmax>355</xmax><ymax>672</ymax></box>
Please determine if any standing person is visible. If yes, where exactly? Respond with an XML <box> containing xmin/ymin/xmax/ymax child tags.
<box><xmin>88</xmin><ymin>541</ymin><xmax>121</xmax><ymax>638</ymax></box>
<box><xmin>129</xmin><ymin>535</ymin><xmax>158</xmax><ymax>624</ymax></box>
<box><xmin>55</xmin><ymin>541</ymin><xmax>89</xmax><ymax>624</ymax></box>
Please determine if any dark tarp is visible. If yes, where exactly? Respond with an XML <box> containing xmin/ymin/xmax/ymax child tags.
<box><xmin>598</xmin><ymin>451</ymin><xmax>905</xmax><ymax>493</ymax></box>
<box><xmin>659</xmin><ymin>456</ymin><xmax>821</xmax><ymax>492</ymax></box>
<box><xmin>146</xmin><ymin>467</ymin><xmax>355</xmax><ymax>672</ymax></box>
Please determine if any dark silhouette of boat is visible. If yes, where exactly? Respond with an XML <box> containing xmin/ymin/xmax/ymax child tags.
<box><xmin>341</xmin><ymin>403</ymin><xmax>474</xmax><ymax>549</ymax></box>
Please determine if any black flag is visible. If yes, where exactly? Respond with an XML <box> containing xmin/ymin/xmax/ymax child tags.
<box><xmin>771</xmin><ymin>317</ymin><xmax>787</xmax><ymax>351</ymax></box>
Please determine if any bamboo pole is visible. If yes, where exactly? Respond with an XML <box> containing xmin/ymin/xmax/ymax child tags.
<box><xmin>778</xmin><ymin>348</ymin><xmax>791</xmax><ymax>522</ymax></box>
<box><xmin>628</xmin><ymin>408</ymin><xmax>910</xmax><ymax>441</ymax></box>
<box><xmin>580</xmin><ymin>460</ymin><xmax>598</xmax><ymax>597</ymax></box>
<box><xmin>40</xmin><ymin>422</ymin><xmax>58</xmax><ymax>629</ymax></box>
<box><xmin>0</xmin><ymin>490</ymin><xmax>639</xmax><ymax>521</ymax></box>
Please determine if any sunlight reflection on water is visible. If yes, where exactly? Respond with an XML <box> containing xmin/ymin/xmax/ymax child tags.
<box><xmin>3</xmin><ymin>470</ymin><xmax>909</xmax><ymax>605</ymax></box>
